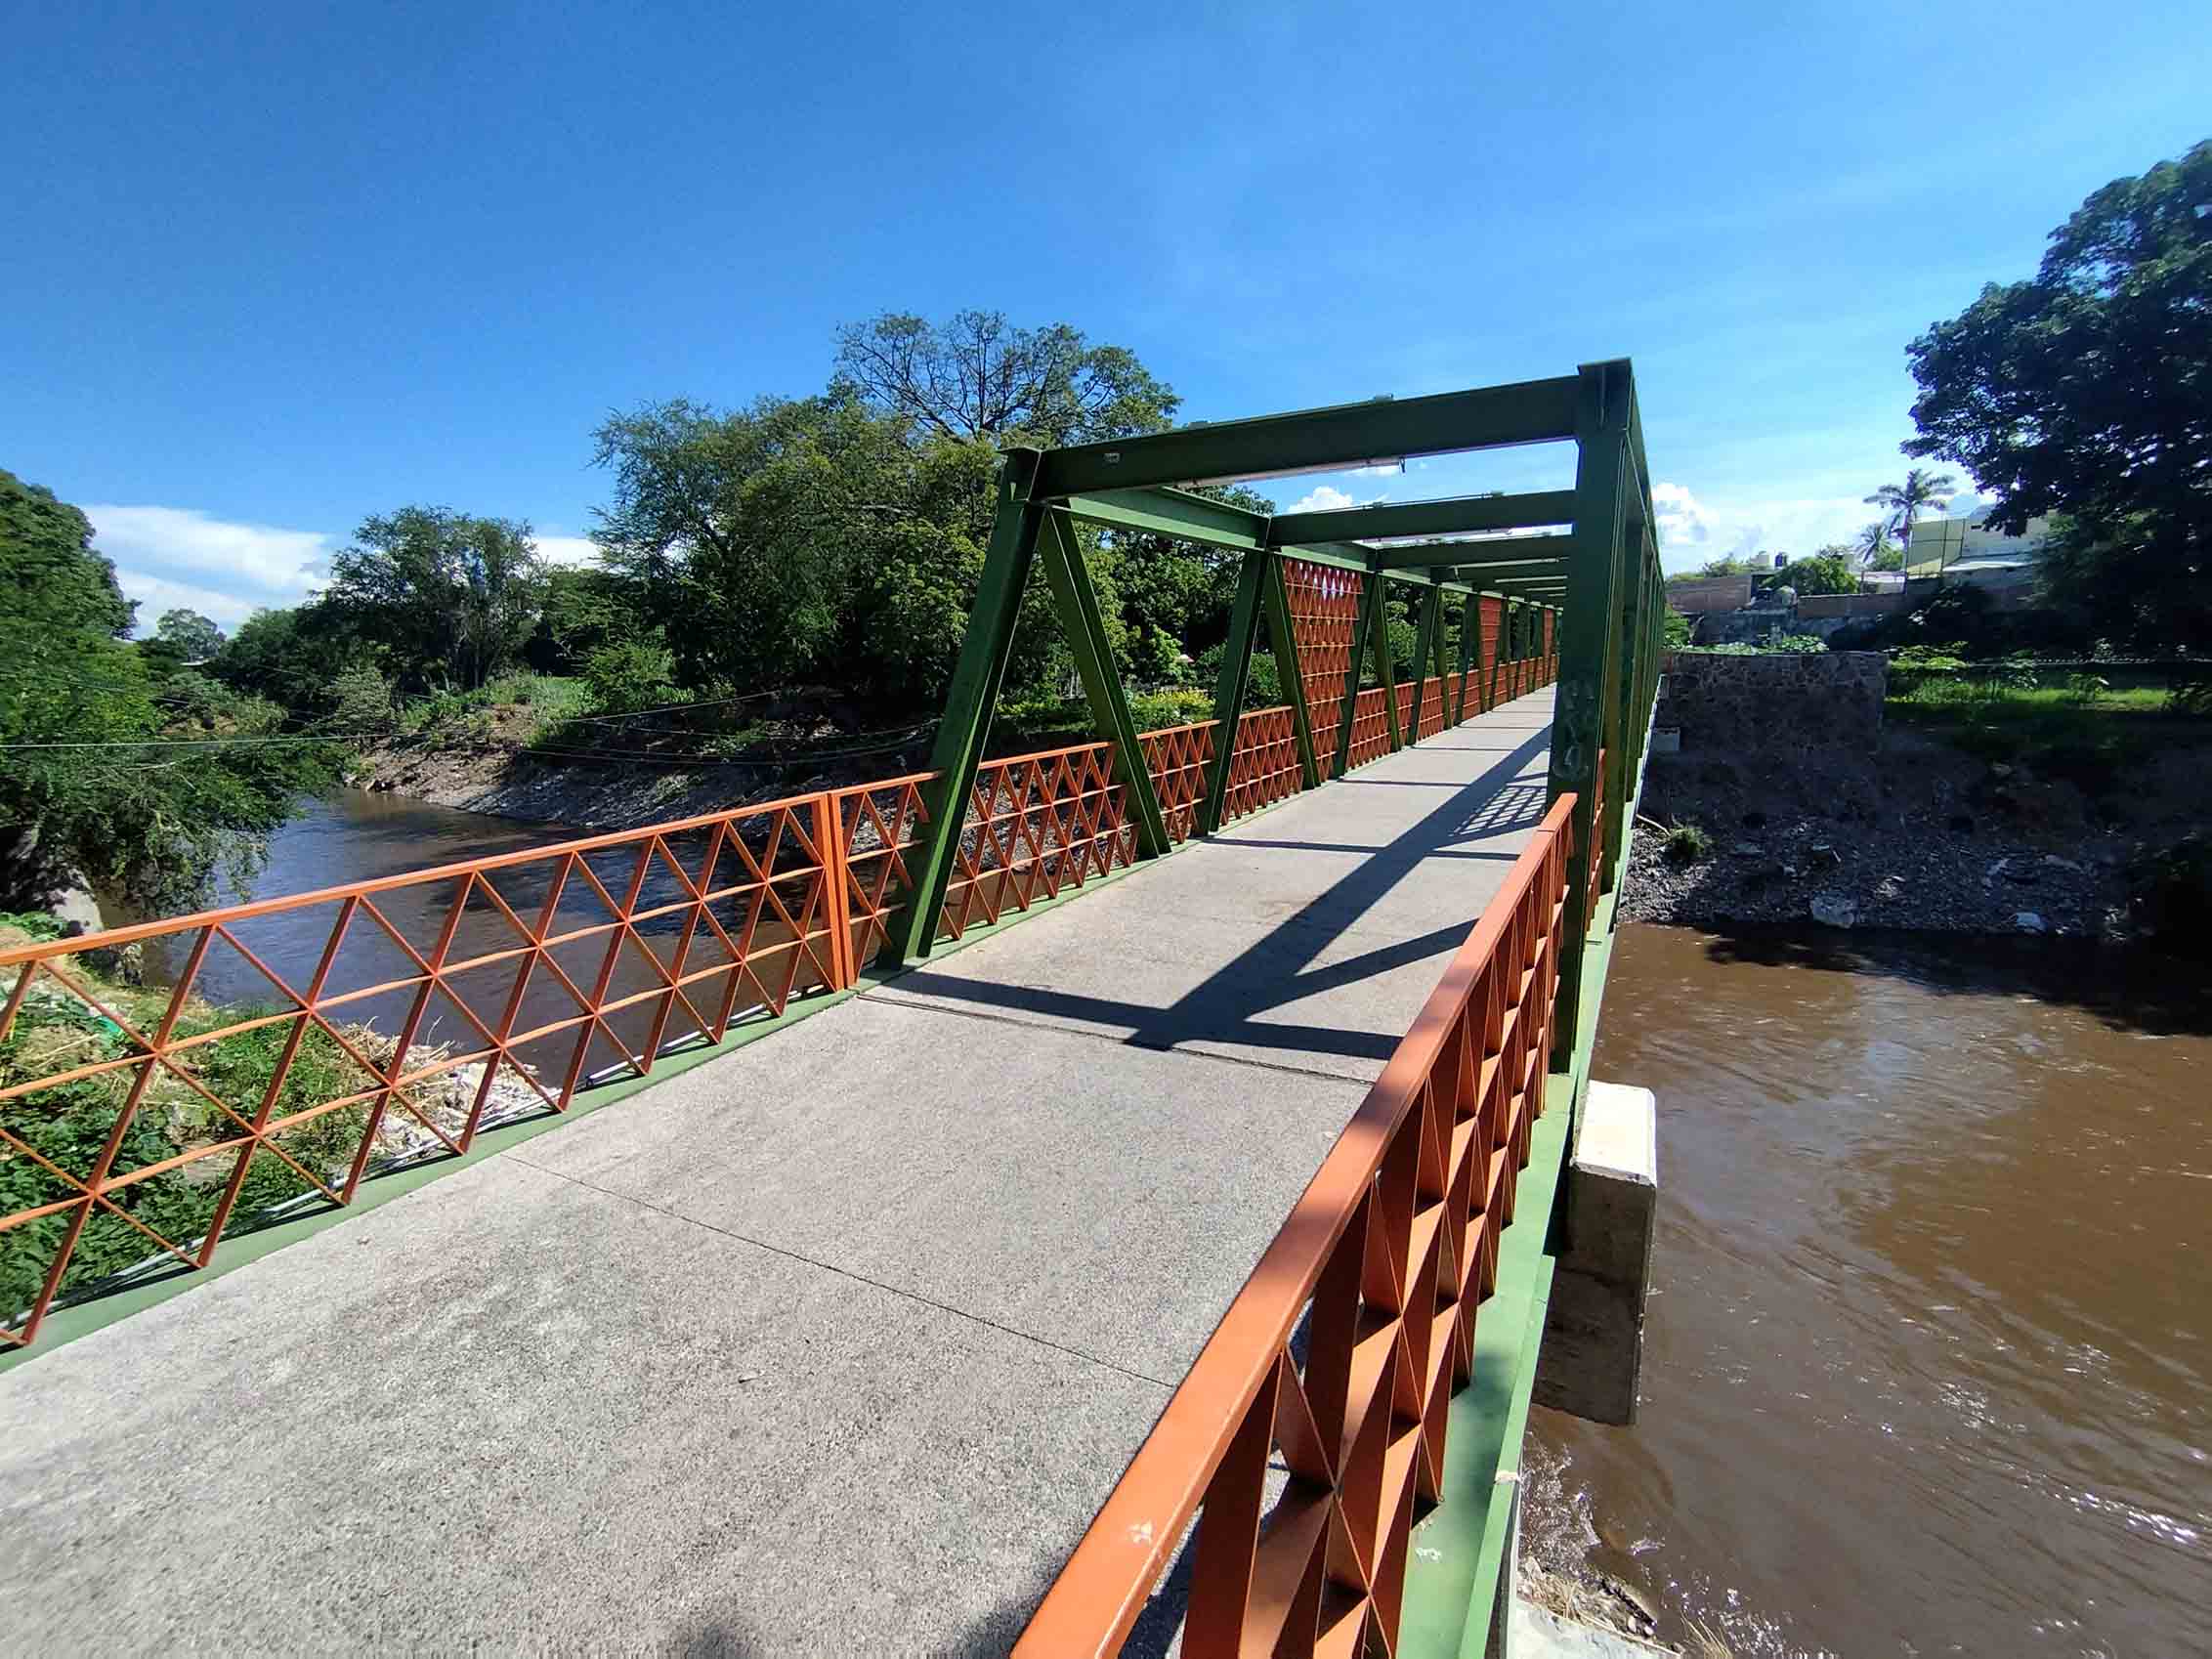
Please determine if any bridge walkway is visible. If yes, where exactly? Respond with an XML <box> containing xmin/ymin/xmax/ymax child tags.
<box><xmin>0</xmin><ymin>690</ymin><xmax>1554</xmax><ymax>1656</ymax></box>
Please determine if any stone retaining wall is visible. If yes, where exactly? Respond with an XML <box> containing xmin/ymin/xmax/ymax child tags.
<box><xmin>1656</xmin><ymin>650</ymin><xmax>1886</xmax><ymax>752</ymax></box>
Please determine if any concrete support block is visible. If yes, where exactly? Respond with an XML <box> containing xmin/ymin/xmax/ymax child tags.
<box><xmin>1534</xmin><ymin>1080</ymin><xmax>1656</xmax><ymax>1426</ymax></box>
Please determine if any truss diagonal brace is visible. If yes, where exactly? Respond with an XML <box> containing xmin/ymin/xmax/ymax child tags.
<box><xmin>899</xmin><ymin>452</ymin><xmax>1046</xmax><ymax>961</ymax></box>
<box><xmin>1038</xmin><ymin>507</ymin><xmax>1171</xmax><ymax>862</ymax></box>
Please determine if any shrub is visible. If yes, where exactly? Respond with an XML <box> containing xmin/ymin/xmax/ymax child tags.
<box><xmin>582</xmin><ymin>639</ymin><xmax>680</xmax><ymax>714</ymax></box>
<box><xmin>1768</xmin><ymin>634</ymin><xmax>1829</xmax><ymax>655</ymax></box>
<box><xmin>1661</xmin><ymin>821</ymin><xmax>1711</xmax><ymax>863</ymax></box>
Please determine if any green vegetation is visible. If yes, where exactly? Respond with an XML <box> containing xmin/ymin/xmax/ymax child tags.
<box><xmin>1661</xmin><ymin>821</ymin><xmax>1711</xmax><ymax>863</ymax></box>
<box><xmin>0</xmin><ymin>470</ymin><xmax>339</xmax><ymax>913</ymax></box>
<box><xmin>0</xmin><ymin>942</ymin><xmax>373</xmax><ymax>1319</ymax></box>
<box><xmin>1906</xmin><ymin>140</ymin><xmax>2211</xmax><ymax>652</ymax></box>
<box><xmin>1661</xmin><ymin>609</ymin><xmax>1693</xmax><ymax>651</ymax></box>
<box><xmin>1884</xmin><ymin>655</ymin><xmax>2211</xmax><ymax>799</ymax></box>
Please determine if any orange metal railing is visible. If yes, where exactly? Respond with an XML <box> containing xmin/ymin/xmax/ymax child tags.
<box><xmin>1282</xmin><ymin>559</ymin><xmax>1363</xmax><ymax>780</ymax></box>
<box><xmin>1142</xmin><ymin>721</ymin><xmax>1217</xmax><ymax>844</ymax></box>
<box><xmin>1013</xmin><ymin>794</ymin><xmax>1576</xmax><ymax>1657</ymax></box>
<box><xmin>0</xmin><ymin>659</ymin><xmax>1554</xmax><ymax>1348</ymax></box>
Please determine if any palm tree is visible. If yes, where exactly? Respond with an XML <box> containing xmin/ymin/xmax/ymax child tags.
<box><xmin>1865</xmin><ymin>468</ymin><xmax>1957</xmax><ymax>574</ymax></box>
<box><xmin>1854</xmin><ymin>520</ymin><xmax>1893</xmax><ymax>568</ymax></box>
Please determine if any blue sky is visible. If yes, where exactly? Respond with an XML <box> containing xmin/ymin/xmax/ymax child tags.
<box><xmin>5</xmin><ymin>1</ymin><xmax>2203</xmax><ymax>631</ymax></box>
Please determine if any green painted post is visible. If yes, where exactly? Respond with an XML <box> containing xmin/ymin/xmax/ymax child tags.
<box><xmin>1331</xmin><ymin>571</ymin><xmax>1377</xmax><ymax>778</ymax></box>
<box><xmin>1200</xmin><ymin>549</ymin><xmax>1268</xmax><ymax>833</ymax></box>
<box><xmin>899</xmin><ymin>451</ymin><xmax>1046</xmax><ymax>962</ymax></box>
<box><xmin>1546</xmin><ymin>362</ymin><xmax>1632</xmax><ymax>1066</ymax></box>
<box><xmin>1371</xmin><ymin>575</ymin><xmax>1404</xmax><ymax>750</ymax></box>
<box><xmin>1261</xmin><ymin>556</ymin><xmax>1323</xmax><ymax>788</ymax></box>
<box><xmin>1036</xmin><ymin>507</ymin><xmax>1172</xmax><ymax>862</ymax></box>
<box><xmin>1452</xmin><ymin>590</ymin><xmax>1479</xmax><ymax>722</ymax></box>
<box><xmin>1600</xmin><ymin>536</ymin><xmax>1643</xmax><ymax>894</ymax></box>
<box><xmin>1405</xmin><ymin>585</ymin><xmax>1438</xmax><ymax>743</ymax></box>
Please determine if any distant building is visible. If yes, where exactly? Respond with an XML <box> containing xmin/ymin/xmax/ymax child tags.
<box><xmin>1906</xmin><ymin>506</ymin><xmax>2051</xmax><ymax>579</ymax></box>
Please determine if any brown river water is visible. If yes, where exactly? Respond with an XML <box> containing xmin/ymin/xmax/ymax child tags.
<box><xmin>1529</xmin><ymin>923</ymin><xmax>2212</xmax><ymax>1657</ymax></box>
<box><xmin>112</xmin><ymin>799</ymin><xmax>2212</xmax><ymax>1654</ymax></box>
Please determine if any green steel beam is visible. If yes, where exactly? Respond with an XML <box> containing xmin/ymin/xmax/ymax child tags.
<box><xmin>1451</xmin><ymin>589</ymin><xmax>1478</xmax><ymax>722</ymax></box>
<box><xmin>1331</xmin><ymin>571</ymin><xmax>1378</xmax><ymax>777</ymax></box>
<box><xmin>1373</xmin><ymin>575</ymin><xmax>1405</xmax><ymax>748</ymax></box>
<box><xmin>1262</xmin><ymin>555</ymin><xmax>1323</xmax><ymax>788</ymax></box>
<box><xmin>899</xmin><ymin>451</ymin><xmax>1046</xmax><ymax>961</ymax></box>
<box><xmin>1033</xmin><ymin>377</ymin><xmax>1581</xmax><ymax>498</ymax></box>
<box><xmin>1200</xmin><ymin>549</ymin><xmax>1269</xmax><ymax>833</ymax></box>
<box><xmin>1545</xmin><ymin>362</ymin><xmax>1632</xmax><ymax>1061</ymax></box>
<box><xmin>1369</xmin><ymin>538</ymin><xmax>1570</xmax><ymax>572</ymax></box>
<box><xmin>1405</xmin><ymin>584</ymin><xmax>1439</xmax><ymax>742</ymax></box>
<box><xmin>1037</xmin><ymin>507</ymin><xmax>1171</xmax><ymax>862</ymax></box>
<box><xmin>1264</xmin><ymin>489</ymin><xmax>1577</xmax><ymax>547</ymax></box>
<box><xmin>1437</xmin><ymin>560</ymin><xmax>1567</xmax><ymax>581</ymax></box>
<box><xmin>1061</xmin><ymin>487</ymin><xmax>1269</xmax><ymax>555</ymax></box>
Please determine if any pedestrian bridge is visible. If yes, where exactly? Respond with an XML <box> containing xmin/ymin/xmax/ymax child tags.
<box><xmin>0</xmin><ymin>365</ymin><xmax>1663</xmax><ymax>1655</ymax></box>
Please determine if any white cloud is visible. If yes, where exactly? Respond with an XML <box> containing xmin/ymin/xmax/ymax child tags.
<box><xmin>1650</xmin><ymin>482</ymin><xmax>1874</xmax><ymax>571</ymax></box>
<box><xmin>112</xmin><ymin>569</ymin><xmax>273</xmax><ymax>633</ymax></box>
<box><xmin>532</xmin><ymin>534</ymin><xmax>602</xmax><ymax>568</ymax></box>
<box><xmin>1287</xmin><ymin>485</ymin><xmax>1356</xmax><ymax>514</ymax></box>
<box><xmin>85</xmin><ymin>505</ymin><xmax>601</xmax><ymax>635</ymax></box>
<box><xmin>86</xmin><ymin>505</ymin><xmax>329</xmax><ymax>600</ymax></box>
<box><xmin>1349</xmin><ymin>463</ymin><xmax>1404</xmax><ymax>479</ymax></box>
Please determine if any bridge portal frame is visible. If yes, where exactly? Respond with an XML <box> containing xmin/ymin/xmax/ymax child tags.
<box><xmin>894</xmin><ymin>368</ymin><xmax>1657</xmax><ymax>972</ymax></box>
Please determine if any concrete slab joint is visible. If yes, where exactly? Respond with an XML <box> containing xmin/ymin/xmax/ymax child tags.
<box><xmin>1534</xmin><ymin>1079</ymin><xmax>1656</xmax><ymax>1426</ymax></box>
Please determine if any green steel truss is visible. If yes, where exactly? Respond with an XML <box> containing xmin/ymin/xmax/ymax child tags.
<box><xmin>895</xmin><ymin>362</ymin><xmax>1660</xmax><ymax>977</ymax></box>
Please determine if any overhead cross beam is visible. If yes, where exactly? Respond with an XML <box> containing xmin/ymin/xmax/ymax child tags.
<box><xmin>1266</xmin><ymin>489</ymin><xmax>1575</xmax><ymax>547</ymax></box>
<box><xmin>1034</xmin><ymin>377</ymin><xmax>1580</xmax><ymax>497</ymax></box>
<box><xmin>1373</xmin><ymin>538</ymin><xmax>1569</xmax><ymax>572</ymax></box>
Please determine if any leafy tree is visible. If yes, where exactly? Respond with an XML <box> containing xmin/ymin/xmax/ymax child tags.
<box><xmin>832</xmin><ymin>310</ymin><xmax>1179</xmax><ymax>447</ymax></box>
<box><xmin>526</xmin><ymin>565</ymin><xmax>647</xmax><ymax>673</ymax></box>
<box><xmin>581</xmin><ymin>639</ymin><xmax>680</xmax><ymax>713</ymax></box>
<box><xmin>590</xmin><ymin>394</ymin><xmax>909</xmax><ymax>693</ymax></box>
<box><xmin>1905</xmin><ymin>140</ymin><xmax>2210</xmax><ymax>572</ymax></box>
<box><xmin>0</xmin><ymin>470</ymin><xmax>333</xmax><ymax>911</ymax></box>
<box><xmin>211</xmin><ymin>606</ymin><xmax>374</xmax><ymax>721</ymax></box>
<box><xmin>1864</xmin><ymin>468</ymin><xmax>1956</xmax><ymax>559</ymax></box>
<box><xmin>153</xmin><ymin>608</ymin><xmax>226</xmax><ymax>659</ymax></box>
<box><xmin>1854</xmin><ymin>521</ymin><xmax>1900</xmax><ymax>570</ymax></box>
<box><xmin>320</xmin><ymin>507</ymin><xmax>548</xmax><ymax>695</ymax></box>
<box><xmin>1783</xmin><ymin>549</ymin><xmax>1861</xmax><ymax>597</ymax></box>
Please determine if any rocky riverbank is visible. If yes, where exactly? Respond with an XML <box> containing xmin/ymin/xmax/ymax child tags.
<box><xmin>1616</xmin><ymin>727</ymin><xmax>2210</xmax><ymax>940</ymax></box>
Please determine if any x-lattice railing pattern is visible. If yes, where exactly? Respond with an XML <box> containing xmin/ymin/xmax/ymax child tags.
<box><xmin>1015</xmin><ymin>795</ymin><xmax>1575</xmax><ymax>1657</ymax></box>
<box><xmin>1141</xmin><ymin>722</ymin><xmax>1218</xmax><ymax>845</ymax></box>
<box><xmin>1282</xmin><ymin>559</ymin><xmax>1365</xmax><ymax>780</ymax></box>
<box><xmin>1219</xmin><ymin>705</ymin><xmax>1304</xmax><ymax>820</ymax></box>
<box><xmin>1</xmin><ymin>660</ymin><xmax>1569</xmax><ymax>1350</ymax></box>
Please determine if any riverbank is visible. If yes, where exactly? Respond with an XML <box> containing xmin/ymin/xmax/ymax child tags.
<box><xmin>1618</xmin><ymin>723</ymin><xmax>2212</xmax><ymax>939</ymax></box>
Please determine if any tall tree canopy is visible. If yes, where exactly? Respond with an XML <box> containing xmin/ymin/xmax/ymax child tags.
<box><xmin>320</xmin><ymin>507</ymin><xmax>548</xmax><ymax>694</ymax></box>
<box><xmin>831</xmin><ymin>310</ymin><xmax>1180</xmax><ymax>447</ymax></box>
<box><xmin>0</xmin><ymin>470</ymin><xmax>330</xmax><ymax>911</ymax></box>
<box><xmin>1904</xmin><ymin>140</ymin><xmax>2210</xmax><ymax>564</ymax></box>
<box><xmin>153</xmin><ymin>608</ymin><xmax>226</xmax><ymax>659</ymax></box>
<box><xmin>589</xmin><ymin>391</ymin><xmax>1135</xmax><ymax>705</ymax></box>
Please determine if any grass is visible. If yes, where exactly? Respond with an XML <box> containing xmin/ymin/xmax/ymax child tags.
<box><xmin>395</xmin><ymin>674</ymin><xmax>596</xmax><ymax>743</ymax></box>
<box><xmin>1884</xmin><ymin>676</ymin><xmax>2212</xmax><ymax>797</ymax></box>
<box><xmin>1660</xmin><ymin>821</ymin><xmax>1711</xmax><ymax>863</ymax></box>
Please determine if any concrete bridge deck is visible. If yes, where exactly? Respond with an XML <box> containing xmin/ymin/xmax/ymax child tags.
<box><xmin>0</xmin><ymin>691</ymin><xmax>1554</xmax><ymax>1656</ymax></box>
